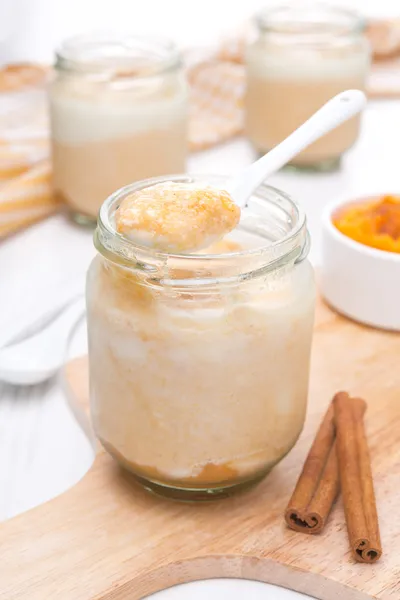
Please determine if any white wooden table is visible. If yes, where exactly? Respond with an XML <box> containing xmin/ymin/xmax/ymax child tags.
<box><xmin>0</xmin><ymin>100</ymin><xmax>399</xmax><ymax>599</ymax></box>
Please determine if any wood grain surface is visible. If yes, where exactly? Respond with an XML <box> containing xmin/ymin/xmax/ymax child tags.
<box><xmin>1</xmin><ymin>298</ymin><xmax>399</xmax><ymax>600</ymax></box>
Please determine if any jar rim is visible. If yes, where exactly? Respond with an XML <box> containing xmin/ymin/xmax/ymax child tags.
<box><xmin>255</xmin><ymin>2</ymin><xmax>366</xmax><ymax>38</ymax></box>
<box><xmin>94</xmin><ymin>174</ymin><xmax>310</xmax><ymax>285</ymax></box>
<box><xmin>55</xmin><ymin>32</ymin><xmax>182</xmax><ymax>78</ymax></box>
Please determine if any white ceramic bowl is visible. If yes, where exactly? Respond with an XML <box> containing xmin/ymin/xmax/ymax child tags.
<box><xmin>320</xmin><ymin>194</ymin><xmax>400</xmax><ymax>331</ymax></box>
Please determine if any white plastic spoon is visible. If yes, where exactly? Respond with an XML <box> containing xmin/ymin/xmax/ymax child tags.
<box><xmin>230</xmin><ymin>89</ymin><xmax>367</xmax><ymax>207</ymax></box>
<box><xmin>0</xmin><ymin>290</ymin><xmax>84</xmax><ymax>349</ymax></box>
<box><xmin>0</xmin><ymin>296</ymin><xmax>86</xmax><ymax>386</ymax></box>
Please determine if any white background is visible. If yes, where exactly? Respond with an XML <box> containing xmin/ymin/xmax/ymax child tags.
<box><xmin>1</xmin><ymin>0</ymin><xmax>400</xmax><ymax>62</ymax></box>
<box><xmin>0</xmin><ymin>1</ymin><xmax>399</xmax><ymax>599</ymax></box>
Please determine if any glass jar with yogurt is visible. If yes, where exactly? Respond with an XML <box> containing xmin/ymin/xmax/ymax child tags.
<box><xmin>49</xmin><ymin>34</ymin><xmax>188</xmax><ymax>224</ymax></box>
<box><xmin>245</xmin><ymin>4</ymin><xmax>370</xmax><ymax>171</ymax></box>
<box><xmin>86</xmin><ymin>174</ymin><xmax>315</xmax><ymax>500</ymax></box>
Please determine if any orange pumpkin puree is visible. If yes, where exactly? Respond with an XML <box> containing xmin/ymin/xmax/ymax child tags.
<box><xmin>333</xmin><ymin>195</ymin><xmax>400</xmax><ymax>253</ymax></box>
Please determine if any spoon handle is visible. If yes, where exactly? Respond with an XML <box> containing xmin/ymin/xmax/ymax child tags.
<box><xmin>47</xmin><ymin>296</ymin><xmax>86</xmax><ymax>340</ymax></box>
<box><xmin>233</xmin><ymin>89</ymin><xmax>367</xmax><ymax>207</ymax></box>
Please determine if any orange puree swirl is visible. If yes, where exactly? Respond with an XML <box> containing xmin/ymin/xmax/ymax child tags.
<box><xmin>333</xmin><ymin>195</ymin><xmax>400</xmax><ymax>253</ymax></box>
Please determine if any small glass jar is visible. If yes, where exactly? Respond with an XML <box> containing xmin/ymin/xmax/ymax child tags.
<box><xmin>86</xmin><ymin>174</ymin><xmax>316</xmax><ymax>500</ymax></box>
<box><xmin>245</xmin><ymin>4</ymin><xmax>370</xmax><ymax>171</ymax></box>
<box><xmin>49</xmin><ymin>34</ymin><xmax>188</xmax><ymax>225</ymax></box>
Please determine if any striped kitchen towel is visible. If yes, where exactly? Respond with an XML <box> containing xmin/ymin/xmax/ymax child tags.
<box><xmin>0</xmin><ymin>64</ymin><xmax>56</xmax><ymax>237</ymax></box>
<box><xmin>0</xmin><ymin>158</ymin><xmax>54</xmax><ymax>238</ymax></box>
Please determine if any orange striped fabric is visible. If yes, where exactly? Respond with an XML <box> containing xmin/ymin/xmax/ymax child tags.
<box><xmin>0</xmin><ymin>159</ymin><xmax>57</xmax><ymax>237</ymax></box>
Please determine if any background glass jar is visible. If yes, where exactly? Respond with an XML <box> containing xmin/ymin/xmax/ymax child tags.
<box><xmin>49</xmin><ymin>34</ymin><xmax>188</xmax><ymax>225</ymax></box>
<box><xmin>86</xmin><ymin>174</ymin><xmax>316</xmax><ymax>501</ymax></box>
<box><xmin>245</xmin><ymin>4</ymin><xmax>370</xmax><ymax>171</ymax></box>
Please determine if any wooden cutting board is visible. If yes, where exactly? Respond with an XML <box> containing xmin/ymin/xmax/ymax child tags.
<box><xmin>1</xmin><ymin>298</ymin><xmax>399</xmax><ymax>600</ymax></box>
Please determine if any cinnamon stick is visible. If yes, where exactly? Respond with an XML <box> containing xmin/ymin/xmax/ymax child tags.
<box><xmin>334</xmin><ymin>392</ymin><xmax>382</xmax><ymax>563</ymax></box>
<box><xmin>284</xmin><ymin>402</ymin><xmax>340</xmax><ymax>534</ymax></box>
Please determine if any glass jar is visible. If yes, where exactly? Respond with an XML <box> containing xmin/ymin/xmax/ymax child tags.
<box><xmin>87</xmin><ymin>174</ymin><xmax>316</xmax><ymax>500</ymax></box>
<box><xmin>49</xmin><ymin>34</ymin><xmax>188</xmax><ymax>225</ymax></box>
<box><xmin>245</xmin><ymin>3</ymin><xmax>370</xmax><ymax>171</ymax></box>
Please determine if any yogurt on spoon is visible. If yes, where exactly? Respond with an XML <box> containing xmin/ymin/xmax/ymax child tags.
<box><xmin>115</xmin><ymin>181</ymin><xmax>240</xmax><ymax>253</ymax></box>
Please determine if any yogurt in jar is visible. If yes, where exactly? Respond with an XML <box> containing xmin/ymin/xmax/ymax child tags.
<box><xmin>49</xmin><ymin>35</ymin><xmax>188</xmax><ymax>222</ymax></box>
<box><xmin>87</xmin><ymin>176</ymin><xmax>315</xmax><ymax>499</ymax></box>
<box><xmin>245</xmin><ymin>4</ymin><xmax>370</xmax><ymax>169</ymax></box>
